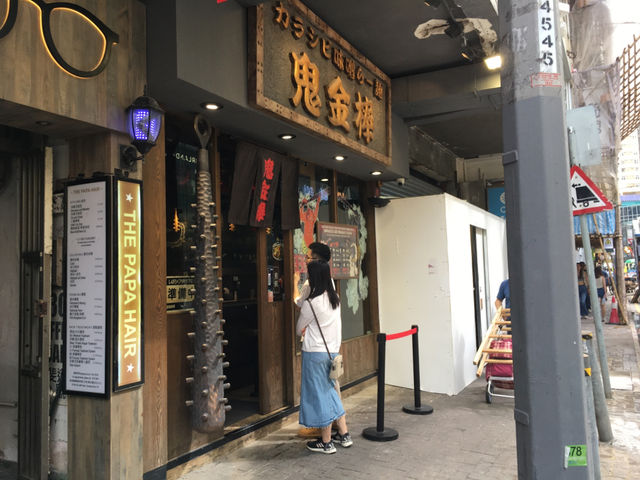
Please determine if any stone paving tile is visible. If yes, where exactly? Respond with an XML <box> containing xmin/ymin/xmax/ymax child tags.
<box><xmin>177</xmin><ymin>310</ymin><xmax>640</xmax><ymax>480</ymax></box>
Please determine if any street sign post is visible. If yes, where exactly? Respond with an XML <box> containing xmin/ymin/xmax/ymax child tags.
<box><xmin>570</xmin><ymin>165</ymin><xmax>613</xmax><ymax>216</ymax></box>
<box><xmin>571</xmin><ymin>165</ymin><xmax>613</xmax><ymax>400</ymax></box>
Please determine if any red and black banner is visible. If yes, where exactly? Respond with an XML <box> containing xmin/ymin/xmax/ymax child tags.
<box><xmin>228</xmin><ymin>142</ymin><xmax>299</xmax><ymax>229</ymax></box>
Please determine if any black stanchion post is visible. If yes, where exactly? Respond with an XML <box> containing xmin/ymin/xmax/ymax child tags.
<box><xmin>362</xmin><ymin>333</ymin><xmax>398</xmax><ymax>441</ymax></box>
<box><xmin>403</xmin><ymin>325</ymin><xmax>433</xmax><ymax>415</ymax></box>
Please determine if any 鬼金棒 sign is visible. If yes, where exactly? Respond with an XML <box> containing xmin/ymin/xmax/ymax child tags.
<box><xmin>249</xmin><ymin>0</ymin><xmax>391</xmax><ymax>167</ymax></box>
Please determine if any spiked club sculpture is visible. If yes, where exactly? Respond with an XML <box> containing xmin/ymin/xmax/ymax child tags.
<box><xmin>185</xmin><ymin>115</ymin><xmax>229</xmax><ymax>432</ymax></box>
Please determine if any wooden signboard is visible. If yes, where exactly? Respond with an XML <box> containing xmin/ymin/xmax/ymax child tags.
<box><xmin>317</xmin><ymin>222</ymin><xmax>358</xmax><ymax>279</ymax></box>
<box><xmin>113</xmin><ymin>179</ymin><xmax>144</xmax><ymax>391</ymax></box>
<box><xmin>249</xmin><ymin>0</ymin><xmax>392</xmax><ymax>167</ymax></box>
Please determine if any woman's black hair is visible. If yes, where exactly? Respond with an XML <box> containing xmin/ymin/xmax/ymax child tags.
<box><xmin>595</xmin><ymin>266</ymin><xmax>602</xmax><ymax>278</ymax></box>
<box><xmin>307</xmin><ymin>260</ymin><xmax>340</xmax><ymax>309</ymax></box>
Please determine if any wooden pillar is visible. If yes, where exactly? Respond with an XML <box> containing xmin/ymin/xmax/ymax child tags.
<box><xmin>67</xmin><ymin>131</ymin><xmax>144</xmax><ymax>480</ymax></box>
<box><xmin>142</xmin><ymin>124</ymin><xmax>168</xmax><ymax>475</ymax></box>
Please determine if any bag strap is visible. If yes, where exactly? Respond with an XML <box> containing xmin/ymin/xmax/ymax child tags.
<box><xmin>307</xmin><ymin>299</ymin><xmax>332</xmax><ymax>360</ymax></box>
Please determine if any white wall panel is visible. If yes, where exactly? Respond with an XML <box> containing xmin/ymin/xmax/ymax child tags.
<box><xmin>376</xmin><ymin>194</ymin><xmax>506</xmax><ymax>395</ymax></box>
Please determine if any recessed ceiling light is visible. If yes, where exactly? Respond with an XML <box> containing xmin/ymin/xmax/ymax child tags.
<box><xmin>484</xmin><ymin>55</ymin><xmax>502</xmax><ymax>70</ymax></box>
<box><xmin>320</xmin><ymin>177</ymin><xmax>329</xmax><ymax>182</ymax></box>
<box><xmin>201</xmin><ymin>102</ymin><xmax>222</xmax><ymax>111</ymax></box>
<box><xmin>370</xmin><ymin>170</ymin><xmax>383</xmax><ymax>176</ymax></box>
<box><xmin>36</xmin><ymin>120</ymin><xmax>51</xmax><ymax>126</ymax></box>
<box><xmin>279</xmin><ymin>133</ymin><xmax>295</xmax><ymax>140</ymax></box>
<box><xmin>334</xmin><ymin>155</ymin><xmax>346</xmax><ymax>161</ymax></box>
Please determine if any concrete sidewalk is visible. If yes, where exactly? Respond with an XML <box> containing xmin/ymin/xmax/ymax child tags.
<box><xmin>174</xmin><ymin>310</ymin><xmax>640</xmax><ymax>480</ymax></box>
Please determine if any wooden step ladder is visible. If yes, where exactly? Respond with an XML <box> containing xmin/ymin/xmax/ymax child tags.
<box><xmin>473</xmin><ymin>307</ymin><xmax>512</xmax><ymax>377</ymax></box>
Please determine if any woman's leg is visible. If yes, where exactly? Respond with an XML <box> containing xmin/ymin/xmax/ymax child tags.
<box><xmin>321</xmin><ymin>424</ymin><xmax>332</xmax><ymax>443</ymax></box>
<box><xmin>334</xmin><ymin>415</ymin><xmax>348</xmax><ymax>435</ymax></box>
<box><xmin>579</xmin><ymin>286</ymin><xmax>588</xmax><ymax>316</ymax></box>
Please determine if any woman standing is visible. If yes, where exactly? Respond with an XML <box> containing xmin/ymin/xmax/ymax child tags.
<box><xmin>296</xmin><ymin>260</ymin><xmax>352</xmax><ymax>454</ymax></box>
<box><xmin>577</xmin><ymin>262</ymin><xmax>589</xmax><ymax>318</ymax></box>
<box><xmin>595</xmin><ymin>265</ymin><xmax>607</xmax><ymax>322</ymax></box>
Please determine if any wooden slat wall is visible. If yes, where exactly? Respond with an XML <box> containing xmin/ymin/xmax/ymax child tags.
<box><xmin>0</xmin><ymin>0</ymin><xmax>145</xmax><ymax>135</ymax></box>
<box><xmin>142</xmin><ymin>125</ymin><xmax>168</xmax><ymax>472</ymax></box>
<box><xmin>257</xmin><ymin>230</ymin><xmax>286</xmax><ymax>414</ymax></box>
<box><xmin>67</xmin><ymin>131</ymin><xmax>144</xmax><ymax>480</ymax></box>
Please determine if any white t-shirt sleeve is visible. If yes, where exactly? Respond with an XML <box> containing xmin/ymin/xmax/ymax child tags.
<box><xmin>294</xmin><ymin>281</ymin><xmax>310</xmax><ymax>307</ymax></box>
<box><xmin>296</xmin><ymin>300</ymin><xmax>313</xmax><ymax>336</ymax></box>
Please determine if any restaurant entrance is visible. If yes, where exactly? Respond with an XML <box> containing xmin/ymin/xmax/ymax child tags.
<box><xmin>219</xmin><ymin>137</ymin><xmax>290</xmax><ymax>425</ymax></box>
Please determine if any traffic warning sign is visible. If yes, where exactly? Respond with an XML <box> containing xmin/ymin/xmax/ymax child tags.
<box><xmin>570</xmin><ymin>165</ymin><xmax>613</xmax><ymax>216</ymax></box>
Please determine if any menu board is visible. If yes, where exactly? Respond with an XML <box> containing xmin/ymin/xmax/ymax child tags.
<box><xmin>65</xmin><ymin>179</ymin><xmax>109</xmax><ymax>396</ymax></box>
<box><xmin>317</xmin><ymin>222</ymin><xmax>359</xmax><ymax>279</ymax></box>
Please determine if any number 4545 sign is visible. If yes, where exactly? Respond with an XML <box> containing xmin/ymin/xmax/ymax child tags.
<box><xmin>538</xmin><ymin>0</ymin><xmax>557</xmax><ymax>73</ymax></box>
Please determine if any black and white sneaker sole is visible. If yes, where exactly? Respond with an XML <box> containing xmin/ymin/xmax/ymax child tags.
<box><xmin>306</xmin><ymin>444</ymin><xmax>336</xmax><ymax>454</ymax></box>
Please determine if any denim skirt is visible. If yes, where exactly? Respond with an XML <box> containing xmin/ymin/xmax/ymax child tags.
<box><xmin>299</xmin><ymin>351</ymin><xmax>345</xmax><ymax>428</ymax></box>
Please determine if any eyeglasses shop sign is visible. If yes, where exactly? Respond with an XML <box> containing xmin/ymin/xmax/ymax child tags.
<box><xmin>250</xmin><ymin>0</ymin><xmax>392</xmax><ymax>167</ymax></box>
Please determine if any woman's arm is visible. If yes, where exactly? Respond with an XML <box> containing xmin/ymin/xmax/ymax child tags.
<box><xmin>296</xmin><ymin>301</ymin><xmax>313</xmax><ymax>336</ymax></box>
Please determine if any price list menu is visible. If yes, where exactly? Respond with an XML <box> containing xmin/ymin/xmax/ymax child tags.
<box><xmin>65</xmin><ymin>181</ymin><xmax>107</xmax><ymax>395</ymax></box>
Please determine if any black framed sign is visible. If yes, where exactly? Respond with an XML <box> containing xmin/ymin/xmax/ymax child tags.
<box><xmin>317</xmin><ymin>222</ymin><xmax>359</xmax><ymax>279</ymax></box>
<box><xmin>113</xmin><ymin>178</ymin><xmax>144</xmax><ymax>391</ymax></box>
<box><xmin>64</xmin><ymin>178</ymin><xmax>110</xmax><ymax>397</ymax></box>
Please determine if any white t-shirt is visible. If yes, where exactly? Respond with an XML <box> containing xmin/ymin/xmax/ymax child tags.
<box><xmin>296</xmin><ymin>292</ymin><xmax>342</xmax><ymax>353</ymax></box>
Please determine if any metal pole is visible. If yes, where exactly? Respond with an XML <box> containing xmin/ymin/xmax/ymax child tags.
<box><xmin>362</xmin><ymin>334</ymin><xmax>398</xmax><ymax>441</ymax></box>
<box><xmin>402</xmin><ymin>325</ymin><xmax>433</xmax><ymax>415</ymax></box>
<box><xmin>580</xmin><ymin>214</ymin><xmax>613</xmax><ymax>398</ymax></box>
<box><xmin>581</xmin><ymin>342</ymin><xmax>601</xmax><ymax>480</ymax></box>
<box><xmin>500</xmin><ymin>0</ymin><xmax>590</xmax><ymax>477</ymax></box>
<box><xmin>376</xmin><ymin>334</ymin><xmax>385</xmax><ymax>432</ymax></box>
<box><xmin>615</xmin><ymin>203</ymin><xmax>627</xmax><ymax>323</ymax></box>
<box><xmin>584</xmin><ymin>335</ymin><xmax>613</xmax><ymax>442</ymax></box>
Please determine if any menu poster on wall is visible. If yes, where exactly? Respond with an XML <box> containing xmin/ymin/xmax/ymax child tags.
<box><xmin>317</xmin><ymin>222</ymin><xmax>359</xmax><ymax>279</ymax></box>
<box><xmin>65</xmin><ymin>178</ymin><xmax>110</xmax><ymax>397</ymax></box>
<box><xmin>114</xmin><ymin>179</ymin><xmax>144</xmax><ymax>391</ymax></box>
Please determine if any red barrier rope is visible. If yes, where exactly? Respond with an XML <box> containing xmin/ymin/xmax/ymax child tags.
<box><xmin>386</xmin><ymin>327</ymin><xmax>417</xmax><ymax>341</ymax></box>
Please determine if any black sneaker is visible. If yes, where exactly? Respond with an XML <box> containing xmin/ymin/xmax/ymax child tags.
<box><xmin>331</xmin><ymin>432</ymin><xmax>353</xmax><ymax>447</ymax></box>
<box><xmin>306</xmin><ymin>439</ymin><xmax>336</xmax><ymax>454</ymax></box>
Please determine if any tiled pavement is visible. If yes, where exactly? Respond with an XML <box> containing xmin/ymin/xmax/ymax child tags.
<box><xmin>174</xmin><ymin>301</ymin><xmax>640</xmax><ymax>480</ymax></box>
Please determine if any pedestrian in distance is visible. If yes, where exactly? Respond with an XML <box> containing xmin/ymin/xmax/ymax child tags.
<box><xmin>595</xmin><ymin>265</ymin><xmax>607</xmax><ymax>322</ymax></box>
<box><xmin>495</xmin><ymin>279</ymin><xmax>510</xmax><ymax>316</ymax></box>
<box><xmin>296</xmin><ymin>260</ymin><xmax>352</xmax><ymax>454</ymax></box>
<box><xmin>578</xmin><ymin>262</ymin><xmax>590</xmax><ymax>318</ymax></box>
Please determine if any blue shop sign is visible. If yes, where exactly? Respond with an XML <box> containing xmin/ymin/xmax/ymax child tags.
<box><xmin>488</xmin><ymin>186</ymin><xmax>506</xmax><ymax>218</ymax></box>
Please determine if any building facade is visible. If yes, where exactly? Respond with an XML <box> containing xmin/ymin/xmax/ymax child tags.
<box><xmin>0</xmin><ymin>1</ymin><xmax>507</xmax><ymax>479</ymax></box>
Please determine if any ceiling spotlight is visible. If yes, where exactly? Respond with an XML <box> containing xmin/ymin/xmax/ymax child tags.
<box><xmin>334</xmin><ymin>155</ymin><xmax>346</xmax><ymax>161</ymax></box>
<box><xmin>320</xmin><ymin>177</ymin><xmax>329</xmax><ymax>182</ymax></box>
<box><xmin>279</xmin><ymin>133</ymin><xmax>295</xmax><ymax>140</ymax></box>
<box><xmin>370</xmin><ymin>170</ymin><xmax>382</xmax><ymax>176</ymax></box>
<box><xmin>484</xmin><ymin>55</ymin><xmax>502</xmax><ymax>70</ymax></box>
<box><xmin>201</xmin><ymin>102</ymin><xmax>222</xmax><ymax>111</ymax></box>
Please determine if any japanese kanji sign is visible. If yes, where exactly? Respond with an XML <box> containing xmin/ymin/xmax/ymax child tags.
<box><xmin>249</xmin><ymin>0</ymin><xmax>391</xmax><ymax>166</ymax></box>
<box><xmin>570</xmin><ymin>165</ymin><xmax>613</xmax><ymax>216</ymax></box>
